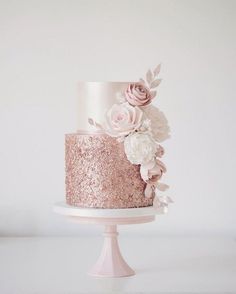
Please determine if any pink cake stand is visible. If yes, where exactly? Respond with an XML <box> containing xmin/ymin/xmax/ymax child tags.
<box><xmin>53</xmin><ymin>202</ymin><xmax>166</xmax><ymax>278</ymax></box>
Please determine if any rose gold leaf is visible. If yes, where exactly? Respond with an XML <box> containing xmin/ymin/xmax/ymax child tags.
<box><xmin>95</xmin><ymin>122</ymin><xmax>103</xmax><ymax>130</ymax></box>
<box><xmin>139</xmin><ymin>78</ymin><xmax>146</xmax><ymax>85</ymax></box>
<box><xmin>150</xmin><ymin>90</ymin><xmax>157</xmax><ymax>99</ymax></box>
<box><xmin>157</xmin><ymin>182</ymin><xmax>169</xmax><ymax>191</ymax></box>
<box><xmin>88</xmin><ymin>118</ymin><xmax>95</xmax><ymax>126</ymax></box>
<box><xmin>88</xmin><ymin>118</ymin><xmax>103</xmax><ymax>130</ymax></box>
<box><xmin>167</xmin><ymin>196</ymin><xmax>174</xmax><ymax>203</ymax></box>
<box><xmin>150</xmin><ymin>79</ymin><xmax>162</xmax><ymax>89</ymax></box>
<box><xmin>154</xmin><ymin>64</ymin><xmax>161</xmax><ymax>77</ymax></box>
<box><xmin>146</xmin><ymin>69</ymin><xmax>153</xmax><ymax>84</ymax></box>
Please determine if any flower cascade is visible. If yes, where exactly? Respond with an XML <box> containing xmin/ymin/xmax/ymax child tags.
<box><xmin>89</xmin><ymin>65</ymin><xmax>172</xmax><ymax>209</ymax></box>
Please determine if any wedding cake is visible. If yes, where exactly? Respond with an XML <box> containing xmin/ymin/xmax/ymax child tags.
<box><xmin>65</xmin><ymin>65</ymin><xmax>172</xmax><ymax>209</ymax></box>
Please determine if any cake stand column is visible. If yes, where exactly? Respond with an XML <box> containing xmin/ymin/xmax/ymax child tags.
<box><xmin>88</xmin><ymin>224</ymin><xmax>135</xmax><ymax>277</ymax></box>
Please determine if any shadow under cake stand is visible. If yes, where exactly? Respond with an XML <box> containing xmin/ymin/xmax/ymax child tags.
<box><xmin>53</xmin><ymin>202</ymin><xmax>166</xmax><ymax>278</ymax></box>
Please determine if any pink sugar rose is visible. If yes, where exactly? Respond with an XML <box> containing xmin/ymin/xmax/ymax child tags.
<box><xmin>140</xmin><ymin>158</ymin><xmax>166</xmax><ymax>184</ymax></box>
<box><xmin>105</xmin><ymin>102</ymin><xmax>143</xmax><ymax>137</ymax></box>
<box><xmin>125</xmin><ymin>82</ymin><xmax>152</xmax><ymax>106</ymax></box>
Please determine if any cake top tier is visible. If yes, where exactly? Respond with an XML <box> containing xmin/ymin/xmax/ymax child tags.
<box><xmin>77</xmin><ymin>82</ymin><xmax>132</xmax><ymax>131</ymax></box>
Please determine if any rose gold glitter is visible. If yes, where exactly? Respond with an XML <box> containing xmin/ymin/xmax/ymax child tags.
<box><xmin>65</xmin><ymin>132</ymin><xmax>154</xmax><ymax>208</ymax></box>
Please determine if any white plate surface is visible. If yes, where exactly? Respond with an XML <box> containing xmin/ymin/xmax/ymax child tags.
<box><xmin>53</xmin><ymin>202</ymin><xmax>166</xmax><ymax>218</ymax></box>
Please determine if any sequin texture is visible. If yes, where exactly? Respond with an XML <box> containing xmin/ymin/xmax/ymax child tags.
<box><xmin>65</xmin><ymin>133</ymin><xmax>154</xmax><ymax>208</ymax></box>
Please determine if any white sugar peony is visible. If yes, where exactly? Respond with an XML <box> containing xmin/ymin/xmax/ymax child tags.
<box><xmin>143</xmin><ymin>105</ymin><xmax>170</xmax><ymax>142</ymax></box>
<box><xmin>124</xmin><ymin>132</ymin><xmax>157</xmax><ymax>165</ymax></box>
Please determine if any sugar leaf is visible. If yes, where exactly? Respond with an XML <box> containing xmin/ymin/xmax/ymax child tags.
<box><xmin>139</xmin><ymin>78</ymin><xmax>146</xmax><ymax>85</ymax></box>
<box><xmin>150</xmin><ymin>79</ymin><xmax>162</xmax><ymax>89</ymax></box>
<box><xmin>154</xmin><ymin>64</ymin><xmax>161</xmax><ymax>77</ymax></box>
<box><xmin>88</xmin><ymin>118</ymin><xmax>103</xmax><ymax>130</ymax></box>
<box><xmin>157</xmin><ymin>182</ymin><xmax>169</xmax><ymax>191</ymax></box>
<box><xmin>88</xmin><ymin>118</ymin><xmax>95</xmax><ymax>126</ymax></box>
<box><xmin>146</xmin><ymin>69</ymin><xmax>153</xmax><ymax>84</ymax></box>
<box><xmin>150</xmin><ymin>90</ymin><xmax>157</xmax><ymax>99</ymax></box>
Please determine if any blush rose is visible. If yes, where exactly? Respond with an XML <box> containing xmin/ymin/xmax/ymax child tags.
<box><xmin>125</xmin><ymin>82</ymin><xmax>152</xmax><ymax>106</ymax></box>
<box><xmin>105</xmin><ymin>102</ymin><xmax>143</xmax><ymax>137</ymax></box>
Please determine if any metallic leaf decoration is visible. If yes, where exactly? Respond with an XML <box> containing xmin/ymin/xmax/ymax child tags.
<box><xmin>154</xmin><ymin>64</ymin><xmax>161</xmax><ymax>77</ymax></box>
<box><xmin>150</xmin><ymin>79</ymin><xmax>162</xmax><ymax>89</ymax></box>
<box><xmin>146</xmin><ymin>69</ymin><xmax>153</xmax><ymax>84</ymax></box>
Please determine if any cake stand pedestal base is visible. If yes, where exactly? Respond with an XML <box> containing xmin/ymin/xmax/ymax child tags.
<box><xmin>54</xmin><ymin>202</ymin><xmax>166</xmax><ymax>278</ymax></box>
<box><xmin>88</xmin><ymin>225</ymin><xmax>135</xmax><ymax>277</ymax></box>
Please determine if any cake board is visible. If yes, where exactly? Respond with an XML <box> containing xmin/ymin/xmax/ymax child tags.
<box><xmin>53</xmin><ymin>202</ymin><xmax>166</xmax><ymax>278</ymax></box>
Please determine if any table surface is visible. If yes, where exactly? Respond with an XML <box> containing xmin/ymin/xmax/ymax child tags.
<box><xmin>1</xmin><ymin>236</ymin><xmax>236</xmax><ymax>294</ymax></box>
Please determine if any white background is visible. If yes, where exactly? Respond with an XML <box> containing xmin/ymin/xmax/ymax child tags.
<box><xmin>0</xmin><ymin>0</ymin><xmax>235</xmax><ymax>237</ymax></box>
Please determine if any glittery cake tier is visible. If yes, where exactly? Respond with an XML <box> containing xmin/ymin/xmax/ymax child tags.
<box><xmin>65</xmin><ymin>132</ymin><xmax>154</xmax><ymax>208</ymax></box>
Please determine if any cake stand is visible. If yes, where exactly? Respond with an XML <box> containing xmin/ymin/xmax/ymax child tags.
<box><xmin>53</xmin><ymin>202</ymin><xmax>167</xmax><ymax>278</ymax></box>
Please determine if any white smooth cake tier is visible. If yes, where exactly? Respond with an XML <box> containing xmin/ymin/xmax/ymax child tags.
<box><xmin>77</xmin><ymin>82</ymin><xmax>132</xmax><ymax>130</ymax></box>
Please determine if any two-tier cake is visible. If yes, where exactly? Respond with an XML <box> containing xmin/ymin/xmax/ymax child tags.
<box><xmin>65</xmin><ymin>65</ymin><xmax>171</xmax><ymax>209</ymax></box>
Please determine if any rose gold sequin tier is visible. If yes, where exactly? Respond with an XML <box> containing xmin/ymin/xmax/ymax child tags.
<box><xmin>65</xmin><ymin>132</ymin><xmax>153</xmax><ymax>208</ymax></box>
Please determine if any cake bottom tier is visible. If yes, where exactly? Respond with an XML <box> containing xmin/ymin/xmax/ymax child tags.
<box><xmin>65</xmin><ymin>132</ymin><xmax>153</xmax><ymax>209</ymax></box>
